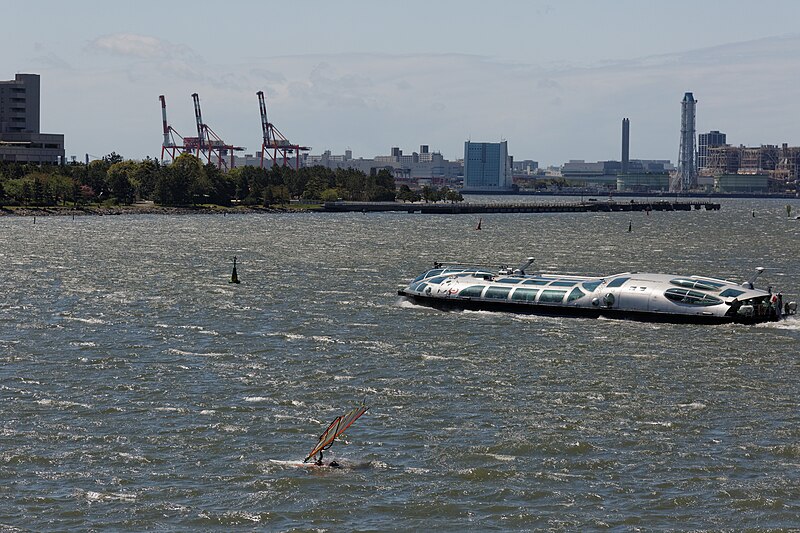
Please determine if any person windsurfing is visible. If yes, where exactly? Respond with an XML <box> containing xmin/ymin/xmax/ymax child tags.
<box><xmin>304</xmin><ymin>402</ymin><xmax>368</xmax><ymax>467</ymax></box>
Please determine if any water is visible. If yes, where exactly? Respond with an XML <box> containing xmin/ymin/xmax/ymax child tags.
<box><xmin>1</xmin><ymin>198</ymin><xmax>799</xmax><ymax>530</ymax></box>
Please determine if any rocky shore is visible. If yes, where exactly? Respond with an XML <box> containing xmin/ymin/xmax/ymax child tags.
<box><xmin>0</xmin><ymin>204</ymin><xmax>305</xmax><ymax>217</ymax></box>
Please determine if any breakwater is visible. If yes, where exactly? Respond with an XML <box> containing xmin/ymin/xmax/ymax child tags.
<box><xmin>323</xmin><ymin>200</ymin><xmax>721</xmax><ymax>214</ymax></box>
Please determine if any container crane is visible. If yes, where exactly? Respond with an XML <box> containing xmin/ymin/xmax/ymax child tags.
<box><xmin>159</xmin><ymin>95</ymin><xmax>188</xmax><ymax>162</ymax></box>
<box><xmin>189</xmin><ymin>92</ymin><xmax>245</xmax><ymax>170</ymax></box>
<box><xmin>257</xmin><ymin>90</ymin><xmax>309</xmax><ymax>170</ymax></box>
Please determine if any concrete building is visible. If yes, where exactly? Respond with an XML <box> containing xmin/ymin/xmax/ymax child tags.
<box><xmin>698</xmin><ymin>130</ymin><xmax>726</xmax><ymax>171</ymax></box>
<box><xmin>562</xmin><ymin>159</ymin><xmax>673</xmax><ymax>190</ymax></box>
<box><xmin>714</xmin><ymin>174</ymin><xmax>769</xmax><ymax>193</ymax></box>
<box><xmin>0</xmin><ymin>73</ymin><xmax>64</xmax><ymax>164</ymax></box>
<box><xmin>301</xmin><ymin>145</ymin><xmax>462</xmax><ymax>188</ymax></box>
<box><xmin>616</xmin><ymin>173</ymin><xmax>670</xmax><ymax>192</ymax></box>
<box><xmin>462</xmin><ymin>141</ymin><xmax>512</xmax><ymax>192</ymax></box>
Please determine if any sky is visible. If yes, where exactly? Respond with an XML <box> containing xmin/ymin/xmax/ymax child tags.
<box><xmin>4</xmin><ymin>0</ymin><xmax>800</xmax><ymax>166</ymax></box>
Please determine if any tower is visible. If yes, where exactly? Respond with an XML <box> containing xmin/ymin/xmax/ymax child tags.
<box><xmin>675</xmin><ymin>92</ymin><xmax>697</xmax><ymax>192</ymax></box>
<box><xmin>621</xmin><ymin>118</ymin><xmax>630</xmax><ymax>174</ymax></box>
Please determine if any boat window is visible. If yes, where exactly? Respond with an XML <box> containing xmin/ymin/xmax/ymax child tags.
<box><xmin>567</xmin><ymin>287</ymin><xmax>586</xmax><ymax>302</ymax></box>
<box><xmin>670</xmin><ymin>278</ymin><xmax>725</xmax><ymax>291</ymax></box>
<box><xmin>496</xmin><ymin>277</ymin><xmax>523</xmax><ymax>284</ymax></box>
<box><xmin>484</xmin><ymin>286</ymin><xmax>512</xmax><ymax>300</ymax></box>
<box><xmin>410</xmin><ymin>282</ymin><xmax>429</xmax><ymax>293</ymax></box>
<box><xmin>582</xmin><ymin>280</ymin><xmax>603</xmax><ymax>292</ymax></box>
<box><xmin>664</xmin><ymin>288</ymin><xmax>722</xmax><ymax>306</ymax></box>
<box><xmin>427</xmin><ymin>275</ymin><xmax>450</xmax><ymax>284</ymax></box>
<box><xmin>522</xmin><ymin>279</ymin><xmax>549</xmax><ymax>286</ymax></box>
<box><xmin>511</xmin><ymin>288</ymin><xmax>538</xmax><ymax>302</ymax></box>
<box><xmin>538</xmin><ymin>289</ymin><xmax>567</xmax><ymax>303</ymax></box>
<box><xmin>720</xmin><ymin>288</ymin><xmax>745</xmax><ymax>298</ymax></box>
<box><xmin>413</xmin><ymin>273</ymin><xmax>428</xmax><ymax>283</ymax></box>
<box><xmin>549</xmin><ymin>280</ymin><xmax>578</xmax><ymax>287</ymax></box>
<box><xmin>606</xmin><ymin>277</ymin><xmax>630</xmax><ymax>288</ymax></box>
<box><xmin>459</xmin><ymin>285</ymin><xmax>485</xmax><ymax>298</ymax></box>
<box><xmin>425</xmin><ymin>269</ymin><xmax>443</xmax><ymax>279</ymax></box>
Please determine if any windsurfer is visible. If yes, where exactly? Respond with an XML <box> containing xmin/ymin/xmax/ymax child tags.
<box><xmin>314</xmin><ymin>451</ymin><xmax>341</xmax><ymax>468</ymax></box>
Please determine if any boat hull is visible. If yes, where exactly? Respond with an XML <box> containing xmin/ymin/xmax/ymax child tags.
<box><xmin>399</xmin><ymin>290</ymin><xmax>749</xmax><ymax>325</ymax></box>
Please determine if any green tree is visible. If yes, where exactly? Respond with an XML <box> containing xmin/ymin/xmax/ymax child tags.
<box><xmin>445</xmin><ymin>188</ymin><xmax>464</xmax><ymax>203</ymax></box>
<box><xmin>107</xmin><ymin>161</ymin><xmax>137</xmax><ymax>204</ymax></box>
<box><xmin>133</xmin><ymin>158</ymin><xmax>160</xmax><ymax>200</ymax></box>
<box><xmin>153</xmin><ymin>153</ymin><xmax>205</xmax><ymax>205</ymax></box>
<box><xmin>396</xmin><ymin>184</ymin><xmax>421</xmax><ymax>203</ymax></box>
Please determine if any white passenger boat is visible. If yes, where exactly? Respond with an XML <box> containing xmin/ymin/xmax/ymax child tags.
<box><xmin>398</xmin><ymin>258</ymin><xmax>796</xmax><ymax>324</ymax></box>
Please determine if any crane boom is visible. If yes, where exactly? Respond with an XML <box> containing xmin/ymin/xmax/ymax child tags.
<box><xmin>191</xmin><ymin>92</ymin><xmax>206</xmax><ymax>148</ymax></box>
<box><xmin>159</xmin><ymin>95</ymin><xmax>172</xmax><ymax>147</ymax></box>
<box><xmin>257</xmin><ymin>91</ymin><xmax>271</xmax><ymax>145</ymax></box>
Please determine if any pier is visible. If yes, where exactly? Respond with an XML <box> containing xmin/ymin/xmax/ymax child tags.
<box><xmin>323</xmin><ymin>200</ymin><xmax>721</xmax><ymax>214</ymax></box>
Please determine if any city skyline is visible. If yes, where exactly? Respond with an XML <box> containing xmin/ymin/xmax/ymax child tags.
<box><xmin>4</xmin><ymin>0</ymin><xmax>800</xmax><ymax>166</ymax></box>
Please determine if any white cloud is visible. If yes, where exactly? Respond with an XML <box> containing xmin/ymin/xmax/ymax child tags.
<box><xmin>89</xmin><ymin>33</ymin><xmax>169</xmax><ymax>59</ymax></box>
<box><xmin>45</xmin><ymin>34</ymin><xmax>800</xmax><ymax>164</ymax></box>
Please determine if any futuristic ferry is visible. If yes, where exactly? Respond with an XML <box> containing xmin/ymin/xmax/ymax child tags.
<box><xmin>398</xmin><ymin>258</ymin><xmax>796</xmax><ymax>324</ymax></box>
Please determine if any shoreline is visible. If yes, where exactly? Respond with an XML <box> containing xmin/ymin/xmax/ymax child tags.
<box><xmin>0</xmin><ymin>204</ymin><xmax>311</xmax><ymax>217</ymax></box>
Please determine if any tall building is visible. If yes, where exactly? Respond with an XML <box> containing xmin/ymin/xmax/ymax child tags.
<box><xmin>462</xmin><ymin>141</ymin><xmax>512</xmax><ymax>192</ymax></box>
<box><xmin>697</xmin><ymin>130</ymin><xmax>726</xmax><ymax>171</ymax></box>
<box><xmin>674</xmin><ymin>92</ymin><xmax>697</xmax><ymax>191</ymax></box>
<box><xmin>621</xmin><ymin>118</ymin><xmax>630</xmax><ymax>174</ymax></box>
<box><xmin>0</xmin><ymin>73</ymin><xmax>64</xmax><ymax>164</ymax></box>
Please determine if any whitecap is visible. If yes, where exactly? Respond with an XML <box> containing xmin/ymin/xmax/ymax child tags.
<box><xmin>244</xmin><ymin>396</ymin><xmax>269</xmax><ymax>402</ymax></box>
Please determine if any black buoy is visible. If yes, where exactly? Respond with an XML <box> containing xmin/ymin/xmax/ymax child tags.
<box><xmin>628</xmin><ymin>220</ymin><xmax>632</xmax><ymax>232</ymax></box>
<box><xmin>475</xmin><ymin>217</ymin><xmax>482</xmax><ymax>230</ymax></box>
<box><xmin>230</xmin><ymin>256</ymin><xmax>240</xmax><ymax>284</ymax></box>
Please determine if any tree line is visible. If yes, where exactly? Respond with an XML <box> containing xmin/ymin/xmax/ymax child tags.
<box><xmin>0</xmin><ymin>153</ymin><xmax>460</xmax><ymax>207</ymax></box>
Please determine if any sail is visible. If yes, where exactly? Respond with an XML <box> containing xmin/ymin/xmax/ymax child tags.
<box><xmin>304</xmin><ymin>403</ymin><xmax>368</xmax><ymax>463</ymax></box>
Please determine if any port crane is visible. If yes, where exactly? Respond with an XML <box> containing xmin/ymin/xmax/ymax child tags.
<box><xmin>257</xmin><ymin>90</ymin><xmax>309</xmax><ymax>169</ymax></box>
<box><xmin>190</xmin><ymin>93</ymin><xmax>245</xmax><ymax>170</ymax></box>
<box><xmin>159</xmin><ymin>94</ymin><xmax>188</xmax><ymax>162</ymax></box>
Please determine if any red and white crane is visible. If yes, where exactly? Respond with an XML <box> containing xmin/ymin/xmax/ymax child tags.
<box><xmin>190</xmin><ymin>92</ymin><xmax>245</xmax><ymax>170</ymax></box>
<box><xmin>159</xmin><ymin>94</ymin><xmax>188</xmax><ymax>162</ymax></box>
<box><xmin>257</xmin><ymin>90</ymin><xmax>309</xmax><ymax>170</ymax></box>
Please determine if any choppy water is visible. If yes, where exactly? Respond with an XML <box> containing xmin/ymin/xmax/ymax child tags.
<box><xmin>1</xmin><ymin>197</ymin><xmax>799</xmax><ymax>530</ymax></box>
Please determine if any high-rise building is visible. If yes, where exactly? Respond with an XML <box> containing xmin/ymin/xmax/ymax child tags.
<box><xmin>0</xmin><ymin>73</ymin><xmax>64</xmax><ymax>163</ymax></box>
<box><xmin>621</xmin><ymin>118</ymin><xmax>630</xmax><ymax>174</ymax></box>
<box><xmin>698</xmin><ymin>130</ymin><xmax>726</xmax><ymax>170</ymax></box>
<box><xmin>674</xmin><ymin>92</ymin><xmax>697</xmax><ymax>191</ymax></box>
<box><xmin>462</xmin><ymin>141</ymin><xmax>512</xmax><ymax>192</ymax></box>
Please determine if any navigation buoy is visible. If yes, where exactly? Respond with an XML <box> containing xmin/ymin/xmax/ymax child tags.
<box><xmin>230</xmin><ymin>256</ymin><xmax>240</xmax><ymax>284</ymax></box>
<box><xmin>752</xmin><ymin>209</ymin><xmax>756</xmax><ymax>217</ymax></box>
<box><xmin>628</xmin><ymin>220</ymin><xmax>632</xmax><ymax>232</ymax></box>
<box><xmin>475</xmin><ymin>218</ymin><xmax>482</xmax><ymax>230</ymax></box>
<box><xmin>787</xmin><ymin>204</ymin><xmax>792</xmax><ymax>217</ymax></box>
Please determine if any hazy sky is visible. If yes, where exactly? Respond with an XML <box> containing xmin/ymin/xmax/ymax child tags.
<box><xmin>4</xmin><ymin>0</ymin><xmax>800</xmax><ymax>166</ymax></box>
